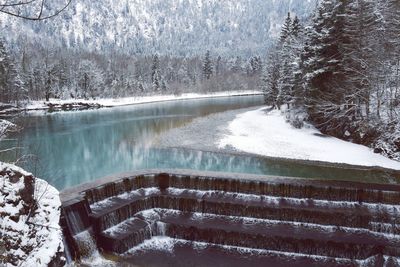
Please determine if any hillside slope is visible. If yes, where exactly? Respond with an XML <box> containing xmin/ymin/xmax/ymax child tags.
<box><xmin>0</xmin><ymin>0</ymin><xmax>316</xmax><ymax>56</ymax></box>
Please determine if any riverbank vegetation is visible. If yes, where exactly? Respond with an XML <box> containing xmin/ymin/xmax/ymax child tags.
<box><xmin>0</xmin><ymin>1</ymin><xmax>316</xmax><ymax>107</ymax></box>
<box><xmin>262</xmin><ymin>0</ymin><xmax>400</xmax><ymax>161</ymax></box>
<box><xmin>0</xmin><ymin>42</ymin><xmax>262</xmax><ymax>105</ymax></box>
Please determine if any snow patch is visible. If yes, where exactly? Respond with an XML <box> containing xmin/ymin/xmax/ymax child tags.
<box><xmin>125</xmin><ymin>236</ymin><xmax>175</xmax><ymax>255</ymax></box>
<box><xmin>0</xmin><ymin>119</ymin><xmax>16</xmax><ymax>139</ymax></box>
<box><xmin>124</xmin><ymin>236</ymin><xmax>392</xmax><ymax>265</ymax></box>
<box><xmin>219</xmin><ymin>108</ymin><xmax>400</xmax><ymax>170</ymax></box>
<box><xmin>0</xmin><ymin>162</ymin><xmax>63</xmax><ymax>267</ymax></box>
<box><xmin>26</xmin><ymin>90</ymin><xmax>262</xmax><ymax>111</ymax></box>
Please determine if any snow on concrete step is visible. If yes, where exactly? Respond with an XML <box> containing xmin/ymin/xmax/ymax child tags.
<box><xmin>98</xmin><ymin>217</ymin><xmax>152</xmax><ymax>254</ymax></box>
<box><xmin>89</xmin><ymin>187</ymin><xmax>400</xmax><ymax>235</ymax></box>
<box><xmin>156</xmin><ymin>210</ymin><xmax>400</xmax><ymax>260</ymax></box>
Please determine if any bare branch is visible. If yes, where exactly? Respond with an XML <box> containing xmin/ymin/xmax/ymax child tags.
<box><xmin>0</xmin><ymin>0</ymin><xmax>38</xmax><ymax>8</ymax></box>
<box><xmin>0</xmin><ymin>0</ymin><xmax>72</xmax><ymax>21</ymax></box>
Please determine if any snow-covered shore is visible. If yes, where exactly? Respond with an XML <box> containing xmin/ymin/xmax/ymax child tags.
<box><xmin>219</xmin><ymin>108</ymin><xmax>400</xmax><ymax>171</ymax></box>
<box><xmin>26</xmin><ymin>90</ymin><xmax>263</xmax><ymax>111</ymax></box>
<box><xmin>0</xmin><ymin>163</ymin><xmax>64</xmax><ymax>267</ymax></box>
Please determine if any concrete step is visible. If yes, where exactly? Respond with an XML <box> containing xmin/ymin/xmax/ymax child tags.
<box><xmin>99</xmin><ymin>209</ymin><xmax>400</xmax><ymax>258</ymax></box>
<box><xmin>122</xmin><ymin>236</ymin><xmax>394</xmax><ymax>267</ymax></box>
<box><xmin>158</xmin><ymin>210</ymin><xmax>400</xmax><ymax>260</ymax></box>
<box><xmin>89</xmin><ymin>187</ymin><xmax>400</xmax><ymax>234</ymax></box>
<box><xmin>98</xmin><ymin>217</ymin><xmax>151</xmax><ymax>254</ymax></box>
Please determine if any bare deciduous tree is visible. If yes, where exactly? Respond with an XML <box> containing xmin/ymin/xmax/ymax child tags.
<box><xmin>0</xmin><ymin>0</ymin><xmax>71</xmax><ymax>21</ymax></box>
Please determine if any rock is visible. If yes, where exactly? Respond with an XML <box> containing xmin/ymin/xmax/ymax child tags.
<box><xmin>0</xmin><ymin>163</ymin><xmax>64</xmax><ymax>267</ymax></box>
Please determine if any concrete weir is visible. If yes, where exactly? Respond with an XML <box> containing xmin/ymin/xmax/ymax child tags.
<box><xmin>60</xmin><ymin>169</ymin><xmax>400</xmax><ymax>266</ymax></box>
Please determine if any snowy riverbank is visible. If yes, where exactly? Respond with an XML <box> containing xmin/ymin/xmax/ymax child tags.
<box><xmin>0</xmin><ymin>163</ymin><xmax>64</xmax><ymax>267</ymax></box>
<box><xmin>157</xmin><ymin>106</ymin><xmax>400</xmax><ymax>171</ymax></box>
<box><xmin>219</xmin><ymin>108</ymin><xmax>400</xmax><ymax>171</ymax></box>
<box><xmin>25</xmin><ymin>90</ymin><xmax>263</xmax><ymax>111</ymax></box>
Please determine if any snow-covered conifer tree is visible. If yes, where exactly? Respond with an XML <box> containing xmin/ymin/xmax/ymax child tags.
<box><xmin>202</xmin><ymin>50</ymin><xmax>213</xmax><ymax>80</ymax></box>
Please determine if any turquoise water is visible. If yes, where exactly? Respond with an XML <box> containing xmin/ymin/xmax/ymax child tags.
<box><xmin>1</xmin><ymin>96</ymin><xmax>398</xmax><ymax>189</ymax></box>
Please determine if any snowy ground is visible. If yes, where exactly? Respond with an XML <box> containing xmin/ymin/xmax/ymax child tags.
<box><xmin>157</xmin><ymin>106</ymin><xmax>400</xmax><ymax>171</ymax></box>
<box><xmin>0</xmin><ymin>119</ymin><xmax>17</xmax><ymax>139</ymax></box>
<box><xmin>219</xmin><ymin>108</ymin><xmax>400</xmax><ymax>171</ymax></box>
<box><xmin>0</xmin><ymin>163</ymin><xmax>63</xmax><ymax>267</ymax></box>
<box><xmin>156</xmin><ymin>107</ymin><xmax>254</xmax><ymax>151</ymax></box>
<box><xmin>26</xmin><ymin>90</ymin><xmax>262</xmax><ymax>110</ymax></box>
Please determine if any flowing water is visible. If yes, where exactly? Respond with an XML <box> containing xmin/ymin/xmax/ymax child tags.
<box><xmin>0</xmin><ymin>95</ymin><xmax>398</xmax><ymax>190</ymax></box>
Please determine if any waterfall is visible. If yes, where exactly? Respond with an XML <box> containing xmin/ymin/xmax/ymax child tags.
<box><xmin>155</xmin><ymin>221</ymin><xmax>167</xmax><ymax>236</ymax></box>
<box><xmin>62</xmin><ymin>235</ymin><xmax>73</xmax><ymax>264</ymax></box>
<box><xmin>73</xmin><ymin>229</ymin><xmax>115</xmax><ymax>266</ymax></box>
<box><xmin>63</xmin><ymin>198</ymin><xmax>92</xmax><ymax>235</ymax></box>
<box><xmin>73</xmin><ymin>230</ymin><xmax>99</xmax><ymax>259</ymax></box>
<box><xmin>60</xmin><ymin>171</ymin><xmax>400</xmax><ymax>265</ymax></box>
<box><xmin>61</xmin><ymin>198</ymin><xmax>96</xmax><ymax>263</ymax></box>
<box><xmin>65</xmin><ymin>209</ymin><xmax>88</xmax><ymax>235</ymax></box>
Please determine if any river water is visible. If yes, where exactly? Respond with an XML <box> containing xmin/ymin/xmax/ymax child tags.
<box><xmin>0</xmin><ymin>95</ymin><xmax>398</xmax><ymax>189</ymax></box>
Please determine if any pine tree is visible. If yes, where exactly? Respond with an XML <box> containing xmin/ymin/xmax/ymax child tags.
<box><xmin>57</xmin><ymin>58</ymin><xmax>69</xmax><ymax>90</ymax></box>
<box><xmin>377</xmin><ymin>0</ymin><xmax>400</xmax><ymax>121</ymax></box>
<box><xmin>10</xmin><ymin>69</ymin><xmax>25</xmax><ymax>105</ymax></box>
<box><xmin>215</xmin><ymin>55</ymin><xmax>222</xmax><ymax>76</ymax></box>
<box><xmin>152</xmin><ymin>70</ymin><xmax>160</xmax><ymax>91</ymax></box>
<box><xmin>262</xmin><ymin>51</ymin><xmax>280</xmax><ymax>108</ymax></box>
<box><xmin>32</xmin><ymin>66</ymin><xmax>44</xmax><ymax>100</ymax></box>
<box><xmin>291</xmin><ymin>16</ymin><xmax>302</xmax><ymax>38</ymax></box>
<box><xmin>280</xmin><ymin>12</ymin><xmax>292</xmax><ymax>43</ymax></box>
<box><xmin>138</xmin><ymin>83</ymin><xmax>145</xmax><ymax>95</ymax></box>
<box><xmin>133</xmin><ymin>61</ymin><xmax>142</xmax><ymax>80</ymax></box>
<box><xmin>44</xmin><ymin>68</ymin><xmax>55</xmax><ymax>101</ymax></box>
<box><xmin>277</xmin><ymin>43</ymin><xmax>294</xmax><ymax>109</ymax></box>
<box><xmin>301</xmin><ymin>0</ymin><xmax>350</xmax><ymax>134</ymax></box>
<box><xmin>231</xmin><ymin>56</ymin><xmax>242</xmax><ymax>72</ymax></box>
<box><xmin>161</xmin><ymin>80</ymin><xmax>167</xmax><ymax>92</ymax></box>
<box><xmin>0</xmin><ymin>40</ymin><xmax>11</xmax><ymax>103</ymax></box>
<box><xmin>342</xmin><ymin>0</ymin><xmax>379</xmax><ymax>120</ymax></box>
<box><xmin>289</xmin><ymin>16</ymin><xmax>305</xmax><ymax>109</ymax></box>
<box><xmin>276</xmin><ymin>12</ymin><xmax>300</xmax><ymax>109</ymax></box>
<box><xmin>202</xmin><ymin>50</ymin><xmax>213</xmax><ymax>80</ymax></box>
<box><xmin>384</xmin><ymin>0</ymin><xmax>400</xmax><ymax>57</ymax></box>
<box><xmin>0</xmin><ymin>40</ymin><xmax>25</xmax><ymax>104</ymax></box>
<box><xmin>250</xmin><ymin>56</ymin><xmax>262</xmax><ymax>75</ymax></box>
<box><xmin>151</xmin><ymin>54</ymin><xmax>160</xmax><ymax>84</ymax></box>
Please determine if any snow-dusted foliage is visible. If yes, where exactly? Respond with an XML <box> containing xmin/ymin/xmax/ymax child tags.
<box><xmin>0</xmin><ymin>119</ymin><xmax>16</xmax><ymax>140</ymax></box>
<box><xmin>0</xmin><ymin>39</ymin><xmax>25</xmax><ymax>105</ymax></box>
<box><xmin>0</xmin><ymin>0</ymin><xmax>316</xmax><ymax>56</ymax></box>
<box><xmin>0</xmin><ymin>0</ymin><xmax>316</xmax><ymax>105</ymax></box>
<box><xmin>0</xmin><ymin>163</ymin><xmax>64</xmax><ymax>267</ymax></box>
<box><xmin>263</xmin><ymin>0</ymin><xmax>400</xmax><ymax>161</ymax></box>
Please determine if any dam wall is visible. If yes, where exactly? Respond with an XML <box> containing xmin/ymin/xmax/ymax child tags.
<box><xmin>59</xmin><ymin>170</ymin><xmax>400</xmax><ymax>266</ymax></box>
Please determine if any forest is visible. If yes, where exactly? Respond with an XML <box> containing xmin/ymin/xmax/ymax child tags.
<box><xmin>262</xmin><ymin>0</ymin><xmax>400</xmax><ymax>161</ymax></box>
<box><xmin>0</xmin><ymin>0</ymin><xmax>399</xmax><ymax>160</ymax></box>
<box><xmin>0</xmin><ymin>44</ymin><xmax>262</xmax><ymax>103</ymax></box>
<box><xmin>0</xmin><ymin>0</ymin><xmax>308</xmax><ymax>105</ymax></box>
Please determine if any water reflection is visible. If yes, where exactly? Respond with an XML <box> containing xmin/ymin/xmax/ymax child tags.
<box><xmin>1</xmin><ymin>95</ymin><xmax>398</xmax><ymax>189</ymax></box>
<box><xmin>0</xmin><ymin>96</ymin><xmax>266</xmax><ymax>189</ymax></box>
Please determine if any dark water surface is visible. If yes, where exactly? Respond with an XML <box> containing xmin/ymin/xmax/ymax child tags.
<box><xmin>1</xmin><ymin>95</ymin><xmax>398</xmax><ymax>189</ymax></box>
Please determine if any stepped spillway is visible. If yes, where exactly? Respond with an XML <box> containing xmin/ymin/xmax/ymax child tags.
<box><xmin>59</xmin><ymin>170</ymin><xmax>400</xmax><ymax>266</ymax></box>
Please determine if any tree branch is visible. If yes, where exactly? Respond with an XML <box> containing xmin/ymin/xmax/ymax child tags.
<box><xmin>0</xmin><ymin>0</ymin><xmax>72</xmax><ymax>21</ymax></box>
